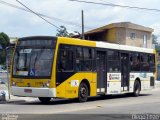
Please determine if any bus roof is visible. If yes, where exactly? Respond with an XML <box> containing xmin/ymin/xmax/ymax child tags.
<box><xmin>60</xmin><ymin>37</ymin><xmax>154</xmax><ymax>54</ymax></box>
<box><xmin>17</xmin><ymin>36</ymin><xmax>154</xmax><ymax>54</ymax></box>
<box><xmin>96</xmin><ymin>41</ymin><xmax>154</xmax><ymax>53</ymax></box>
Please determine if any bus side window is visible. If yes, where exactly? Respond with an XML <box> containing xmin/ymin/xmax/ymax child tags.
<box><xmin>76</xmin><ymin>47</ymin><xmax>83</xmax><ymax>71</ymax></box>
<box><xmin>75</xmin><ymin>47</ymin><xmax>93</xmax><ymax>71</ymax></box>
<box><xmin>149</xmin><ymin>54</ymin><xmax>155</xmax><ymax>72</ymax></box>
<box><xmin>83</xmin><ymin>48</ymin><xmax>92</xmax><ymax>71</ymax></box>
<box><xmin>140</xmin><ymin>54</ymin><xmax>149</xmax><ymax>71</ymax></box>
<box><xmin>130</xmin><ymin>53</ymin><xmax>140</xmax><ymax>71</ymax></box>
<box><xmin>58</xmin><ymin>45</ymin><xmax>74</xmax><ymax>71</ymax></box>
<box><xmin>58</xmin><ymin>50</ymin><xmax>66</xmax><ymax>70</ymax></box>
<box><xmin>107</xmin><ymin>50</ymin><xmax>120</xmax><ymax>72</ymax></box>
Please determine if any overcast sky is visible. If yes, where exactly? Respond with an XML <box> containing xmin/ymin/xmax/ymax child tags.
<box><xmin>1</xmin><ymin>0</ymin><xmax>160</xmax><ymax>39</ymax></box>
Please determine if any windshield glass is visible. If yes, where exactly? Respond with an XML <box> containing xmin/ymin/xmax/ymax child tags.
<box><xmin>13</xmin><ymin>38</ymin><xmax>56</xmax><ymax>78</ymax></box>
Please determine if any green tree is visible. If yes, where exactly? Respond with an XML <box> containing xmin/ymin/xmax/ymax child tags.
<box><xmin>0</xmin><ymin>32</ymin><xmax>10</xmax><ymax>65</ymax></box>
<box><xmin>56</xmin><ymin>26</ymin><xmax>77</xmax><ymax>37</ymax></box>
<box><xmin>152</xmin><ymin>34</ymin><xmax>158</xmax><ymax>44</ymax></box>
<box><xmin>0</xmin><ymin>51</ymin><xmax>5</xmax><ymax>65</ymax></box>
<box><xmin>56</xmin><ymin>26</ymin><xmax>68</xmax><ymax>37</ymax></box>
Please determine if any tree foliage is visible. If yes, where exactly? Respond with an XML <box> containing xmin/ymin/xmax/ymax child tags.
<box><xmin>56</xmin><ymin>26</ymin><xmax>76</xmax><ymax>37</ymax></box>
<box><xmin>0</xmin><ymin>32</ymin><xmax>10</xmax><ymax>65</ymax></box>
<box><xmin>0</xmin><ymin>32</ymin><xmax>10</xmax><ymax>49</ymax></box>
<box><xmin>152</xmin><ymin>34</ymin><xmax>158</xmax><ymax>44</ymax></box>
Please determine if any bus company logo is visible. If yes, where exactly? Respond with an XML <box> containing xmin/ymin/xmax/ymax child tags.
<box><xmin>109</xmin><ymin>74</ymin><xmax>120</xmax><ymax>80</ymax></box>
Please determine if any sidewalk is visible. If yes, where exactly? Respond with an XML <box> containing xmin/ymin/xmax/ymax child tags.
<box><xmin>0</xmin><ymin>95</ymin><xmax>38</xmax><ymax>104</ymax></box>
<box><xmin>0</xmin><ymin>84</ymin><xmax>37</xmax><ymax>104</ymax></box>
<box><xmin>155</xmin><ymin>80</ymin><xmax>160</xmax><ymax>88</ymax></box>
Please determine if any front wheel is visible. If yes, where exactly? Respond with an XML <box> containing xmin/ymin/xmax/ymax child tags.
<box><xmin>38</xmin><ymin>97</ymin><xmax>51</xmax><ymax>103</ymax></box>
<box><xmin>78</xmin><ymin>83</ymin><xmax>89</xmax><ymax>102</ymax></box>
<box><xmin>133</xmin><ymin>80</ymin><xmax>141</xmax><ymax>97</ymax></box>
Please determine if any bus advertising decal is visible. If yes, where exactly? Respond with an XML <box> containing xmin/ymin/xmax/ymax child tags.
<box><xmin>107</xmin><ymin>73</ymin><xmax>121</xmax><ymax>81</ymax></box>
<box><xmin>71</xmin><ymin>80</ymin><xmax>79</xmax><ymax>87</ymax></box>
<box><xmin>29</xmin><ymin>69</ymin><xmax>35</xmax><ymax>76</ymax></box>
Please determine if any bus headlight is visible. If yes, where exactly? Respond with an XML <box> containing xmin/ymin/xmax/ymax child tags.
<box><xmin>46</xmin><ymin>80</ymin><xmax>50</xmax><ymax>87</ymax></box>
<box><xmin>43</xmin><ymin>80</ymin><xmax>50</xmax><ymax>87</ymax></box>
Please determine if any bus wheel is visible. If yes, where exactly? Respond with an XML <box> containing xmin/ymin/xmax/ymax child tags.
<box><xmin>78</xmin><ymin>82</ymin><xmax>89</xmax><ymax>102</ymax></box>
<box><xmin>38</xmin><ymin>97</ymin><xmax>51</xmax><ymax>103</ymax></box>
<box><xmin>133</xmin><ymin>80</ymin><xmax>141</xmax><ymax>97</ymax></box>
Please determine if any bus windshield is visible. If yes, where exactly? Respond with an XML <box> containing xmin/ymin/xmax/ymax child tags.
<box><xmin>12</xmin><ymin>38</ymin><xmax>56</xmax><ymax>78</ymax></box>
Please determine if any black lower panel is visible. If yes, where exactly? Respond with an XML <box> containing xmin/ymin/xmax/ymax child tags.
<box><xmin>56</xmin><ymin>72</ymin><xmax>75</xmax><ymax>86</ymax></box>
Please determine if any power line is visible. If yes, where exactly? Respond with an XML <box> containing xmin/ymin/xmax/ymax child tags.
<box><xmin>98</xmin><ymin>0</ymin><xmax>112</xmax><ymax>4</ymax></box>
<box><xmin>0</xmin><ymin>0</ymin><xmax>27</xmax><ymax>11</ymax></box>
<box><xmin>0</xmin><ymin>0</ymin><xmax>92</xmax><ymax>29</ymax></box>
<box><xmin>69</xmin><ymin>0</ymin><xmax>160</xmax><ymax>12</ymax></box>
<box><xmin>16</xmin><ymin>0</ymin><xmax>60</xmax><ymax>29</ymax></box>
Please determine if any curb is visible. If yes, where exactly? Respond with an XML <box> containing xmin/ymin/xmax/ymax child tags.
<box><xmin>0</xmin><ymin>100</ymin><xmax>26</xmax><ymax>104</ymax></box>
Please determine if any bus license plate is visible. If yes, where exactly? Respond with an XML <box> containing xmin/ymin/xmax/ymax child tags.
<box><xmin>24</xmin><ymin>89</ymin><xmax>32</xmax><ymax>93</ymax></box>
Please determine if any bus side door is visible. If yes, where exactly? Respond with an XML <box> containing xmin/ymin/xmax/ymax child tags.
<box><xmin>121</xmin><ymin>53</ymin><xmax>130</xmax><ymax>91</ymax></box>
<box><xmin>96</xmin><ymin>51</ymin><xmax>107</xmax><ymax>94</ymax></box>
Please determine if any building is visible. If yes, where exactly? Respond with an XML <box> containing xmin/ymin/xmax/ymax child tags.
<box><xmin>82</xmin><ymin>22</ymin><xmax>153</xmax><ymax>48</ymax></box>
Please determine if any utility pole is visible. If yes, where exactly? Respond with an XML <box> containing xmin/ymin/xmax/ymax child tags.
<box><xmin>5</xmin><ymin>47</ymin><xmax>11</xmax><ymax>100</ymax></box>
<box><xmin>5</xmin><ymin>46</ymin><xmax>14</xmax><ymax>100</ymax></box>
<box><xmin>81</xmin><ymin>10</ymin><xmax>84</xmax><ymax>39</ymax></box>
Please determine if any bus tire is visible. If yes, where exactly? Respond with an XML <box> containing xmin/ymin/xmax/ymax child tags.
<box><xmin>78</xmin><ymin>82</ymin><xmax>89</xmax><ymax>102</ymax></box>
<box><xmin>133</xmin><ymin>80</ymin><xmax>141</xmax><ymax>97</ymax></box>
<box><xmin>38</xmin><ymin>97</ymin><xmax>51</xmax><ymax>103</ymax></box>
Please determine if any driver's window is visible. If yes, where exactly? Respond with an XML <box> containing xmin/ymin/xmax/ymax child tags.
<box><xmin>57</xmin><ymin>45</ymin><xmax>73</xmax><ymax>71</ymax></box>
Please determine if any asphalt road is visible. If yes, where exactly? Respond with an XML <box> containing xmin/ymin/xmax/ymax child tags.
<box><xmin>1</xmin><ymin>73</ymin><xmax>160</xmax><ymax>120</ymax></box>
<box><xmin>1</xmin><ymin>88</ymin><xmax>160</xmax><ymax>114</ymax></box>
<box><xmin>0</xmin><ymin>88</ymin><xmax>160</xmax><ymax>120</ymax></box>
<box><xmin>65</xmin><ymin>89</ymin><xmax>160</xmax><ymax>114</ymax></box>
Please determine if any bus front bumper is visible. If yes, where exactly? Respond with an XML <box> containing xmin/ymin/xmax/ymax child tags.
<box><xmin>11</xmin><ymin>86</ymin><xmax>56</xmax><ymax>97</ymax></box>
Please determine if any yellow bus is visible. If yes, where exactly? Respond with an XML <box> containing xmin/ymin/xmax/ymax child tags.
<box><xmin>11</xmin><ymin>36</ymin><xmax>156</xmax><ymax>103</ymax></box>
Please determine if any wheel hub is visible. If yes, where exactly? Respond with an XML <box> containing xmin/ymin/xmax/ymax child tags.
<box><xmin>81</xmin><ymin>87</ymin><xmax>87</xmax><ymax>97</ymax></box>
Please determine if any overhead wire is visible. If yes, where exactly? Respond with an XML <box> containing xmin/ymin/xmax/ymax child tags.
<box><xmin>0</xmin><ymin>0</ymin><xmax>92</xmax><ymax>29</ymax></box>
<box><xmin>98</xmin><ymin>0</ymin><xmax>112</xmax><ymax>4</ymax></box>
<box><xmin>4</xmin><ymin>0</ymin><xmax>160</xmax><ymax>33</ymax></box>
<box><xmin>69</xmin><ymin>0</ymin><xmax>160</xmax><ymax>12</ymax></box>
<box><xmin>69</xmin><ymin>0</ymin><xmax>160</xmax><ymax>36</ymax></box>
<box><xmin>16</xmin><ymin>0</ymin><xmax>60</xmax><ymax>29</ymax></box>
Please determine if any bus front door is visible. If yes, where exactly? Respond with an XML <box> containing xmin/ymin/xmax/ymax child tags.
<box><xmin>121</xmin><ymin>53</ymin><xmax>129</xmax><ymax>91</ymax></box>
<box><xmin>96</xmin><ymin>51</ymin><xmax>106</xmax><ymax>94</ymax></box>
